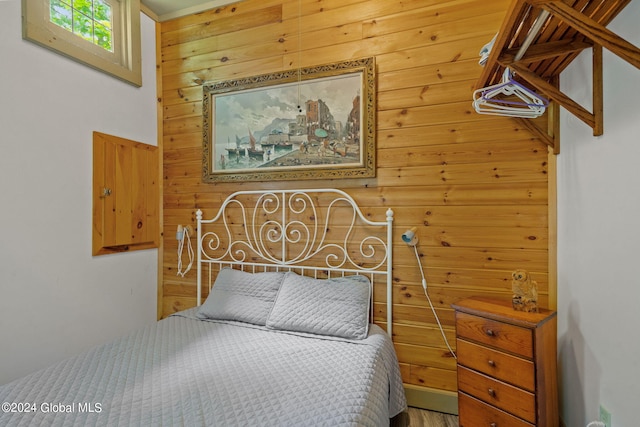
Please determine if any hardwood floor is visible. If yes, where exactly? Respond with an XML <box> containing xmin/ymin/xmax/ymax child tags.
<box><xmin>406</xmin><ymin>407</ymin><xmax>459</xmax><ymax>427</ymax></box>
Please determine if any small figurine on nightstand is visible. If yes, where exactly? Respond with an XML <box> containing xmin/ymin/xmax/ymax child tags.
<box><xmin>511</xmin><ymin>269</ymin><xmax>538</xmax><ymax>312</ymax></box>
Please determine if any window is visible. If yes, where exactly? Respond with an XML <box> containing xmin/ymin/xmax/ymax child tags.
<box><xmin>22</xmin><ymin>0</ymin><xmax>142</xmax><ymax>87</ymax></box>
<box><xmin>49</xmin><ymin>0</ymin><xmax>114</xmax><ymax>52</ymax></box>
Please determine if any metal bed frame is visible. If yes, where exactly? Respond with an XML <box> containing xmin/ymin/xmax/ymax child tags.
<box><xmin>196</xmin><ymin>188</ymin><xmax>395</xmax><ymax>337</ymax></box>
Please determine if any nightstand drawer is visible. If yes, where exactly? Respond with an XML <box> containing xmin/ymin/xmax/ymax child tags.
<box><xmin>459</xmin><ymin>392</ymin><xmax>534</xmax><ymax>427</ymax></box>
<box><xmin>455</xmin><ymin>311</ymin><xmax>533</xmax><ymax>358</ymax></box>
<box><xmin>453</xmin><ymin>298</ymin><xmax>558</xmax><ymax>426</ymax></box>
<box><xmin>457</xmin><ymin>338</ymin><xmax>535</xmax><ymax>391</ymax></box>
<box><xmin>458</xmin><ymin>365</ymin><xmax>536</xmax><ymax>423</ymax></box>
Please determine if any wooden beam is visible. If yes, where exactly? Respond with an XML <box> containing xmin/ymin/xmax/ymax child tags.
<box><xmin>505</xmin><ymin>62</ymin><xmax>595</xmax><ymax>130</ymax></box>
<box><xmin>501</xmin><ymin>39</ymin><xmax>592</xmax><ymax>64</ymax></box>
<box><xmin>592</xmin><ymin>43</ymin><xmax>604</xmax><ymax>136</ymax></box>
<box><xmin>549</xmin><ymin>75</ymin><xmax>560</xmax><ymax>155</ymax></box>
<box><xmin>475</xmin><ymin>0</ymin><xmax>529</xmax><ymax>90</ymax></box>
<box><xmin>535</xmin><ymin>0</ymin><xmax>640</xmax><ymax>70</ymax></box>
<box><xmin>513</xmin><ymin>117</ymin><xmax>555</xmax><ymax>150</ymax></box>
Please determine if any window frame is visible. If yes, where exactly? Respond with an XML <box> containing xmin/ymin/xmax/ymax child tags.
<box><xmin>22</xmin><ymin>0</ymin><xmax>142</xmax><ymax>87</ymax></box>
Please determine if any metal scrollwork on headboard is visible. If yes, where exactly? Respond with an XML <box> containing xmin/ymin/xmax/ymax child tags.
<box><xmin>198</xmin><ymin>190</ymin><xmax>388</xmax><ymax>270</ymax></box>
<box><xmin>196</xmin><ymin>188</ymin><xmax>395</xmax><ymax>336</ymax></box>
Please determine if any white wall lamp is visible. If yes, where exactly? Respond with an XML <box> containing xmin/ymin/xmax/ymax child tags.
<box><xmin>401</xmin><ymin>227</ymin><xmax>427</xmax><ymax>290</ymax></box>
<box><xmin>401</xmin><ymin>227</ymin><xmax>418</xmax><ymax>246</ymax></box>
<box><xmin>402</xmin><ymin>226</ymin><xmax>456</xmax><ymax>359</ymax></box>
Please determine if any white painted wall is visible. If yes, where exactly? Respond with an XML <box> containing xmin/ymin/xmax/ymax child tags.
<box><xmin>0</xmin><ymin>1</ymin><xmax>158</xmax><ymax>384</ymax></box>
<box><xmin>558</xmin><ymin>3</ymin><xmax>640</xmax><ymax>426</ymax></box>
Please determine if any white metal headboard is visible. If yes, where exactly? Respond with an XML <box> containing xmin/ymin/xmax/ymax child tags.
<box><xmin>196</xmin><ymin>188</ymin><xmax>395</xmax><ymax>337</ymax></box>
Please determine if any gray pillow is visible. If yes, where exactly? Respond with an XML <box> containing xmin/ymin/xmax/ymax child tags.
<box><xmin>197</xmin><ymin>268</ymin><xmax>285</xmax><ymax>325</ymax></box>
<box><xmin>266</xmin><ymin>272</ymin><xmax>371</xmax><ymax>339</ymax></box>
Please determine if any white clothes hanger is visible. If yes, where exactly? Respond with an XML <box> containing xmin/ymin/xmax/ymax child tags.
<box><xmin>473</xmin><ymin>68</ymin><xmax>549</xmax><ymax>118</ymax></box>
<box><xmin>478</xmin><ymin>33</ymin><xmax>497</xmax><ymax>66</ymax></box>
<box><xmin>473</xmin><ymin>9</ymin><xmax>551</xmax><ymax>118</ymax></box>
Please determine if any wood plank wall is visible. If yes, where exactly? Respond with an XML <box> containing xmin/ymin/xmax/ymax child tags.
<box><xmin>159</xmin><ymin>0</ymin><xmax>553</xmax><ymax>397</ymax></box>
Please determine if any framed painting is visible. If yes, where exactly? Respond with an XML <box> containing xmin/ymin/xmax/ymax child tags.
<box><xmin>202</xmin><ymin>57</ymin><xmax>376</xmax><ymax>182</ymax></box>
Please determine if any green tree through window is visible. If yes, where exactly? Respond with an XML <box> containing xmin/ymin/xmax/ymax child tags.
<box><xmin>49</xmin><ymin>0</ymin><xmax>113</xmax><ymax>52</ymax></box>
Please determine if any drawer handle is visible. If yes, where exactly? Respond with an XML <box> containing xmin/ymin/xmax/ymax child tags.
<box><xmin>490</xmin><ymin>423</ymin><xmax>497</xmax><ymax>427</ymax></box>
<box><xmin>487</xmin><ymin>359</ymin><xmax>495</xmax><ymax>367</ymax></box>
<box><xmin>488</xmin><ymin>388</ymin><xmax>496</xmax><ymax>397</ymax></box>
<box><xmin>485</xmin><ymin>329</ymin><xmax>495</xmax><ymax>336</ymax></box>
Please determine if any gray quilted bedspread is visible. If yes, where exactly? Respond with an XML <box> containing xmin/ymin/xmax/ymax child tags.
<box><xmin>0</xmin><ymin>309</ymin><xmax>406</xmax><ymax>426</ymax></box>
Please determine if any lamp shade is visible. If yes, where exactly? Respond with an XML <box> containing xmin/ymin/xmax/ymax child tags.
<box><xmin>402</xmin><ymin>227</ymin><xmax>418</xmax><ymax>246</ymax></box>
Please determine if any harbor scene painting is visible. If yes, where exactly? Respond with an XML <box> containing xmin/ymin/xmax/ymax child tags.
<box><xmin>202</xmin><ymin>58</ymin><xmax>376</xmax><ymax>182</ymax></box>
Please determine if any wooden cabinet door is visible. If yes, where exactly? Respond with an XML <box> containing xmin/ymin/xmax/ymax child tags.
<box><xmin>93</xmin><ymin>131</ymin><xmax>159</xmax><ymax>255</ymax></box>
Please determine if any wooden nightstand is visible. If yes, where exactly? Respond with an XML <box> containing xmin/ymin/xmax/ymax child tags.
<box><xmin>452</xmin><ymin>297</ymin><xmax>558</xmax><ymax>427</ymax></box>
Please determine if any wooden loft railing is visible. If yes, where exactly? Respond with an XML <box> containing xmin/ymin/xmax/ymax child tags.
<box><xmin>476</xmin><ymin>0</ymin><xmax>640</xmax><ymax>154</ymax></box>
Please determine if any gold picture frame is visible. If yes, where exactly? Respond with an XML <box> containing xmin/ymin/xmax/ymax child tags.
<box><xmin>202</xmin><ymin>57</ymin><xmax>376</xmax><ymax>182</ymax></box>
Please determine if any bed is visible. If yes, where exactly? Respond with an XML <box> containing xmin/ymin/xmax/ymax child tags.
<box><xmin>0</xmin><ymin>189</ymin><xmax>407</xmax><ymax>426</ymax></box>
